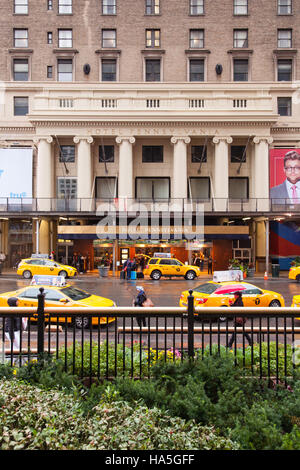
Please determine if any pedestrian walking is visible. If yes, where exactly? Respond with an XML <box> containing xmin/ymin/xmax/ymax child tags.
<box><xmin>133</xmin><ymin>286</ymin><xmax>149</xmax><ymax>327</ymax></box>
<box><xmin>0</xmin><ymin>252</ymin><xmax>6</xmax><ymax>274</ymax></box>
<box><xmin>228</xmin><ymin>291</ymin><xmax>252</xmax><ymax>348</ymax></box>
<box><xmin>126</xmin><ymin>258</ymin><xmax>132</xmax><ymax>280</ymax></box>
<box><xmin>207</xmin><ymin>256</ymin><xmax>213</xmax><ymax>274</ymax></box>
<box><xmin>4</xmin><ymin>297</ymin><xmax>26</xmax><ymax>351</ymax></box>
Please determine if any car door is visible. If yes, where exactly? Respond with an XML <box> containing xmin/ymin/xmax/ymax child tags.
<box><xmin>241</xmin><ymin>287</ymin><xmax>266</xmax><ymax>307</ymax></box>
<box><xmin>170</xmin><ymin>259</ymin><xmax>185</xmax><ymax>276</ymax></box>
<box><xmin>44</xmin><ymin>259</ymin><xmax>59</xmax><ymax>275</ymax></box>
<box><xmin>43</xmin><ymin>288</ymin><xmax>72</xmax><ymax>324</ymax></box>
<box><xmin>158</xmin><ymin>259</ymin><xmax>171</xmax><ymax>275</ymax></box>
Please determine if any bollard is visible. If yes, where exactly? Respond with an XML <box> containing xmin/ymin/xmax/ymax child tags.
<box><xmin>37</xmin><ymin>287</ymin><xmax>45</xmax><ymax>356</ymax></box>
<box><xmin>187</xmin><ymin>289</ymin><xmax>194</xmax><ymax>359</ymax></box>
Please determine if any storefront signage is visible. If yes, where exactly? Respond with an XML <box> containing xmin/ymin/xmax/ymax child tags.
<box><xmin>0</xmin><ymin>148</ymin><xmax>32</xmax><ymax>199</ymax></box>
<box><xmin>213</xmin><ymin>270</ymin><xmax>244</xmax><ymax>283</ymax></box>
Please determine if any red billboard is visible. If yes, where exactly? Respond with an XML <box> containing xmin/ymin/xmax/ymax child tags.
<box><xmin>269</xmin><ymin>148</ymin><xmax>300</xmax><ymax>203</ymax></box>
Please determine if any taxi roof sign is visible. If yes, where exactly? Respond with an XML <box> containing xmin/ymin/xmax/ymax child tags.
<box><xmin>31</xmin><ymin>275</ymin><xmax>66</xmax><ymax>287</ymax></box>
<box><xmin>213</xmin><ymin>270</ymin><xmax>244</xmax><ymax>283</ymax></box>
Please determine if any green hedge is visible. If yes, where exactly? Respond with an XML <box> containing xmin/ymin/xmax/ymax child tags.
<box><xmin>0</xmin><ymin>379</ymin><xmax>237</xmax><ymax>450</ymax></box>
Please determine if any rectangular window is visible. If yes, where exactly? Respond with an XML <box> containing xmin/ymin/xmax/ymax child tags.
<box><xmin>102</xmin><ymin>0</ymin><xmax>116</xmax><ymax>14</ymax></box>
<box><xmin>95</xmin><ymin>177</ymin><xmax>117</xmax><ymax>198</ymax></box>
<box><xmin>233</xmin><ymin>59</ymin><xmax>248</xmax><ymax>81</ymax></box>
<box><xmin>14</xmin><ymin>96</ymin><xmax>28</xmax><ymax>116</ymax></box>
<box><xmin>146</xmin><ymin>29</ymin><xmax>160</xmax><ymax>48</ymax></box>
<box><xmin>277</xmin><ymin>97</ymin><xmax>292</xmax><ymax>116</ymax></box>
<box><xmin>190</xmin><ymin>29</ymin><xmax>204</xmax><ymax>48</ymax></box>
<box><xmin>234</xmin><ymin>0</ymin><xmax>248</xmax><ymax>15</ymax></box>
<box><xmin>102</xmin><ymin>29</ymin><xmax>116</xmax><ymax>48</ymax></box>
<box><xmin>47</xmin><ymin>0</ymin><xmax>53</xmax><ymax>9</ymax></box>
<box><xmin>14</xmin><ymin>29</ymin><xmax>28</xmax><ymax>47</ymax></box>
<box><xmin>47</xmin><ymin>32</ymin><xmax>53</xmax><ymax>44</ymax></box>
<box><xmin>189</xmin><ymin>59</ymin><xmax>204</xmax><ymax>81</ymax></box>
<box><xmin>47</xmin><ymin>65</ymin><xmax>53</xmax><ymax>78</ymax></box>
<box><xmin>190</xmin><ymin>0</ymin><xmax>204</xmax><ymax>15</ymax></box>
<box><xmin>60</xmin><ymin>145</ymin><xmax>75</xmax><ymax>163</ymax></box>
<box><xmin>14</xmin><ymin>0</ymin><xmax>28</xmax><ymax>14</ymax></box>
<box><xmin>136</xmin><ymin>177</ymin><xmax>169</xmax><ymax>199</ymax></box>
<box><xmin>278</xmin><ymin>0</ymin><xmax>292</xmax><ymax>14</ymax></box>
<box><xmin>57</xmin><ymin>59</ymin><xmax>73</xmax><ymax>81</ymax></box>
<box><xmin>13</xmin><ymin>58</ymin><xmax>28</xmax><ymax>81</ymax></box>
<box><xmin>58</xmin><ymin>29</ymin><xmax>72</xmax><ymax>48</ymax></box>
<box><xmin>231</xmin><ymin>146</ymin><xmax>246</xmax><ymax>163</ymax></box>
<box><xmin>229</xmin><ymin>177</ymin><xmax>249</xmax><ymax>199</ymax></box>
<box><xmin>142</xmin><ymin>145</ymin><xmax>163</xmax><ymax>163</ymax></box>
<box><xmin>101</xmin><ymin>59</ymin><xmax>116</xmax><ymax>81</ymax></box>
<box><xmin>58</xmin><ymin>0</ymin><xmax>72</xmax><ymax>14</ymax></box>
<box><xmin>145</xmin><ymin>0</ymin><xmax>160</xmax><ymax>15</ymax></box>
<box><xmin>191</xmin><ymin>145</ymin><xmax>207</xmax><ymax>162</ymax></box>
<box><xmin>233</xmin><ymin>29</ymin><xmax>248</xmax><ymax>48</ymax></box>
<box><xmin>277</xmin><ymin>59</ymin><xmax>292</xmax><ymax>81</ymax></box>
<box><xmin>57</xmin><ymin>178</ymin><xmax>77</xmax><ymax>199</ymax></box>
<box><xmin>145</xmin><ymin>59</ymin><xmax>161</xmax><ymax>82</ymax></box>
<box><xmin>99</xmin><ymin>145</ymin><xmax>114</xmax><ymax>162</ymax></box>
<box><xmin>278</xmin><ymin>29</ymin><xmax>292</xmax><ymax>48</ymax></box>
<box><xmin>189</xmin><ymin>177</ymin><xmax>210</xmax><ymax>199</ymax></box>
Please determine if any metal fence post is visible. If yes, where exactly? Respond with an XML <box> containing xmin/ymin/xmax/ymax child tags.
<box><xmin>37</xmin><ymin>287</ymin><xmax>45</xmax><ymax>356</ymax></box>
<box><xmin>187</xmin><ymin>289</ymin><xmax>194</xmax><ymax>359</ymax></box>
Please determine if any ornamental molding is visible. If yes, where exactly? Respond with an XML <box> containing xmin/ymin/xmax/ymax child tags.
<box><xmin>253</xmin><ymin>136</ymin><xmax>273</xmax><ymax>144</ymax></box>
<box><xmin>73</xmin><ymin>136</ymin><xmax>94</xmax><ymax>144</ymax></box>
<box><xmin>33</xmin><ymin>136</ymin><xmax>53</xmax><ymax>144</ymax></box>
<box><xmin>171</xmin><ymin>136</ymin><xmax>191</xmax><ymax>145</ymax></box>
<box><xmin>115</xmin><ymin>136</ymin><xmax>136</xmax><ymax>144</ymax></box>
<box><xmin>212</xmin><ymin>136</ymin><xmax>233</xmax><ymax>144</ymax></box>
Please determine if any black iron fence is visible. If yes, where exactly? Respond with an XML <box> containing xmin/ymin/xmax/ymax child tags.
<box><xmin>0</xmin><ymin>288</ymin><xmax>299</xmax><ymax>385</ymax></box>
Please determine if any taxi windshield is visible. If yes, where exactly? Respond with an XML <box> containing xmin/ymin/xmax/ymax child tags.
<box><xmin>192</xmin><ymin>283</ymin><xmax>219</xmax><ymax>294</ymax></box>
<box><xmin>60</xmin><ymin>287</ymin><xmax>91</xmax><ymax>301</ymax></box>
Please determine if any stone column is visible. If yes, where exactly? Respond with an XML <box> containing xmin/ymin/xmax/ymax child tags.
<box><xmin>212</xmin><ymin>136</ymin><xmax>232</xmax><ymax>212</ymax></box>
<box><xmin>171</xmin><ymin>137</ymin><xmax>191</xmax><ymax>206</ymax></box>
<box><xmin>74</xmin><ymin>136</ymin><xmax>94</xmax><ymax>212</ymax></box>
<box><xmin>34</xmin><ymin>136</ymin><xmax>53</xmax><ymax>212</ymax></box>
<box><xmin>116</xmin><ymin>136</ymin><xmax>135</xmax><ymax>210</ymax></box>
<box><xmin>253</xmin><ymin>136</ymin><xmax>273</xmax><ymax>212</ymax></box>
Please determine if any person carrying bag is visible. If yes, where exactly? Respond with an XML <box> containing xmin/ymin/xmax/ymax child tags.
<box><xmin>133</xmin><ymin>286</ymin><xmax>154</xmax><ymax>327</ymax></box>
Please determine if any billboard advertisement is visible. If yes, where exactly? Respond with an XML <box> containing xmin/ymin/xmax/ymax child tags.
<box><xmin>269</xmin><ymin>148</ymin><xmax>300</xmax><ymax>203</ymax></box>
<box><xmin>0</xmin><ymin>148</ymin><xmax>33</xmax><ymax>199</ymax></box>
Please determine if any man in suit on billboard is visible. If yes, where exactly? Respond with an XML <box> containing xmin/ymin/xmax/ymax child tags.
<box><xmin>270</xmin><ymin>150</ymin><xmax>300</xmax><ymax>204</ymax></box>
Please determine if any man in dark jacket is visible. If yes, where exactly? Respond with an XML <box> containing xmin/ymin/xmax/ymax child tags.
<box><xmin>228</xmin><ymin>291</ymin><xmax>252</xmax><ymax>348</ymax></box>
<box><xmin>134</xmin><ymin>286</ymin><xmax>147</xmax><ymax>327</ymax></box>
<box><xmin>4</xmin><ymin>297</ymin><xmax>22</xmax><ymax>350</ymax></box>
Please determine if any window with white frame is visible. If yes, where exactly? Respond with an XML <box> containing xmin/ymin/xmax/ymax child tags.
<box><xmin>57</xmin><ymin>59</ymin><xmax>73</xmax><ymax>81</ymax></box>
<box><xmin>95</xmin><ymin>177</ymin><xmax>117</xmax><ymax>199</ymax></box>
<box><xmin>233</xmin><ymin>0</ymin><xmax>248</xmax><ymax>15</ymax></box>
<box><xmin>58</xmin><ymin>0</ymin><xmax>72</xmax><ymax>14</ymax></box>
<box><xmin>14</xmin><ymin>0</ymin><xmax>28</xmax><ymax>14</ymax></box>
<box><xmin>278</xmin><ymin>29</ymin><xmax>292</xmax><ymax>48</ymax></box>
<box><xmin>47</xmin><ymin>32</ymin><xmax>53</xmax><ymax>44</ymax></box>
<box><xmin>145</xmin><ymin>59</ymin><xmax>161</xmax><ymax>81</ymax></box>
<box><xmin>188</xmin><ymin>177</ymin><xmax>210</xmax><ymax>200</ymax></box>
<box><xmin>57</xmin><ymin>178</ymin><xmax>77</xmax><ymax>201</ymax></box>
<box><xmin>146</xmin><ymin>29</ymin><xmax>160</xmax><ymax>48</ymax></box>
<box><xmin>233</xmin><ymin>29</ymin><xmax>248</xmax><ymax>48</ymax></box>
<box><xmin>145</xmin><ymin>0</ymin><xmax>160</xmax><ymax>15</ymax></box>
<box><xmin>229</xmin><ymin>177</ymin><xmax>249</xmax><ymax>199</ymax></box>
<box><xmin>189</xmin><ymin>59</ymin><xmax>204</xmax><ymax>81</ymax></box>
<box><xmin>278</xmin><ymin>0</ymin><xmax>292</xmax><ymax>14</ymax></box>
<box><xmin>190</xmin><ymin>29</ymin><xmax>204</xmax><ymax>48</ymax></box>
<box><xmin>58</xmin><ymin>29</ymin><xmax>72</xmax><ymax>48</ymax></box>
<box><xmin>102</xmin><ymin>0</ymin><xmax>116</xmax><ymax>14</ymax></box>
<box><xmin>14</xmin><ymin>29</ymin><xmax>28</xmax><ymax>47</ymax></box>
<box><xmin>277</xmin><ymin>97</ymin><xmax>292</xmax><ymax>116</ymax></box>
<box><xmin>47</xmin><ymin>0</ymin><xmax>53</xmax><ymax>9</ymax></box>
<box><xmin>102</xmin><ymin>29</ymin><xmax>116</xmax><ymax>48</ymax></box>
<box><xmin>190</xmin><ymin>0</ymin><xmax>204</xmax><ymax>15</ymax></box>
<box><xmin>233</xmin><ymin>59</ymin><xmax>248</xmax><ymax>81</ymax></box>
<box><xmin>136</xmin><ymin>178</ymin><xmax>170</xmax><ymax>199</ymax></box>
<box><xmin>13</xmin><ymin>58</ymin><xmax>29</xmax><ymax>81</ymax></box>
<box><xmin>60</xmin><ymin>145</ymin><xmax>75</xmax><ymax>163</ymax></box>
<box><xmin>14</xmin><ymin>96</ymin><xmax>28</xmax><ymax>116</ymax></box>
<box><xmin>101</xmin><ymin>59</ymin><xmax>117</xmax><ymax>81</ymax></box>
<box><xmin>277</xmin><ymin>59</ymin><xmax>292</xmax><ymax>81</ymax></box>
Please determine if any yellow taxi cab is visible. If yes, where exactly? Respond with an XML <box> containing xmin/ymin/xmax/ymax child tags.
<box><xmin>17</xmin><ymin>258</ymin><xmax>77</xmax><ymax>279</ymax></box>
<box><xmin>291</xmin><ymin>295</ymin><xmax>300</xmax><ymax>320</ymax></box>
<box><xmin>0</xmin><ymin>276</ymin><xmax>115</xmax><ymax>329</ymax></box>
<box><xmin>144</xmin><ymin>257</ymin><xmax>201</xmax><ymax>280</ymax></box>
<box><xmin>179</xmin><ymin>281</ymin><xmax>285</xmax><ymax>315</ymax></box>
<box><xmin>289</xmin><ymin>266</ymin><xmax>300</xmax><ymax>282</ymax></box>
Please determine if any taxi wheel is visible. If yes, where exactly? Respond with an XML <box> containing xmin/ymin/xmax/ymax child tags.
<box><xmin>74</xmin><ymin>316</ymin><xmax>90</xmax><ymax>329</ymax></box>
<box><xmin>23</xmin><ymin>270</ymin><xmax>32</xmax><ymax>279</ymax></box>
<box><xmin>269</xmin><ymin>300</ymin><xmax>281</xmax><ymax>307</ymax></box>
<box><xmin>185</xmin><ymin>270</ymin><xmax>196</xmax><ymax>280</ymax></box>
<box><xmin>58</xmin><ymin>270</ymin><xmax>68</xmax><ymax>278</ymax></box>
<box><xmin>296</xmin><ymin>275</ymin><xmax>300</xmax><ymax>283</ymax></box>
<box><xmin>151</xmin><ymin>270</ymin><xmax>161</xmax><ymax>280</ymax></box>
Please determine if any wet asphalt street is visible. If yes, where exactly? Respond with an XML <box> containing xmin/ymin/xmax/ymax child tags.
<box><xmin>0</xmin><ymin>272</ymin><xmax>298</xmax><ymax>307</ymax></box>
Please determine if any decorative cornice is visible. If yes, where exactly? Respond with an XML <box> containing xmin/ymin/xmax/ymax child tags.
<box><xmin>95</xmin><ymin>49</ymin><xmax>121</xmax><ymax>55</ymax></box>
<box><xmin>0</xmin><ymin>127</ymin><xmax>35</xmax><ymax>133</ymax></box>
<box><xmin>52</xmin><ymin>48</ymin><xmax>79</xmax><ymax>54</ymax></box>
<box><xmin>8</xmin><ymin>48</ymin><xmax>33</xmax><ymax>54</ymax></box>
<box><xmin>29</xmin><ymin>120</ymin><xmax>278</xmax><ymax>128</ymax></box>
<box><xmin>271</xmin><ymin>126</ymin><xmax>300</xmax><ymax>133</ymax></box>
